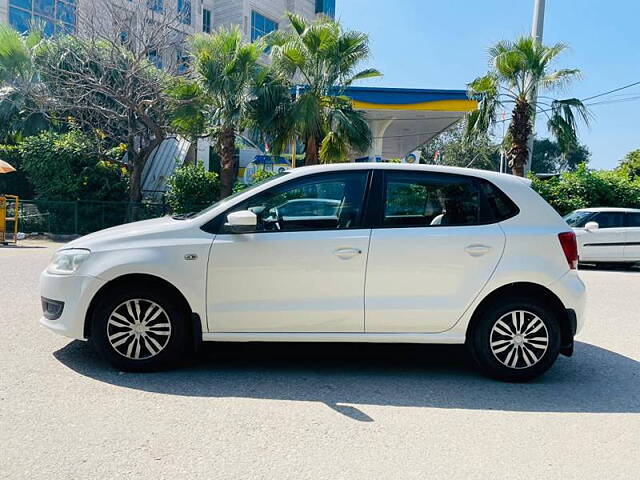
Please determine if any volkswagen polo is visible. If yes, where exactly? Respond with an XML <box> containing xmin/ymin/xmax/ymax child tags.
<box><xmin>40</xmin><ymin>164</ymin><xmax>585</xmax><ymax>381</ymax></box>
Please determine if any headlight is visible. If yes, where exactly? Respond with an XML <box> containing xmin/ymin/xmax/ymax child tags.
<box><xmin>47</xmin><ymin>249</ymin><xmax>91</xmax><ymax>275</ymax></box>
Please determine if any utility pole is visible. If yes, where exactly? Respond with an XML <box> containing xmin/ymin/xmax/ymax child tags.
<box><xmin>525</xmin><ymin>0</ymin><xmax>546</xmax><ymax>173</ymax></box>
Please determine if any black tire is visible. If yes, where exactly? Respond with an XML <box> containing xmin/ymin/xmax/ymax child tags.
<box><xmin>467</xmin><ymin>297</ymin><xmax>561</xmax><ymax>382</ymax></box>
<box><xmin>91</xmin><ymin>284</ymin><xmax>189</xmax><ymax>372</ymax></box>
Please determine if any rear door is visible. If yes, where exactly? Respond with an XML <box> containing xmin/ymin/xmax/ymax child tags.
<box><xmin>623</xmin><ymin>212</ymin><xmax>640</xmax><ymax>261</ymax></box>
<box><xmin>364</xmin><ymin>170</ymin><xmax>507</xmax><ymax>333</ymax></box>
<box><xmin>580</xmin><ymin>211</ymin><xmax>626</xmax><ymax>261</ymax></box>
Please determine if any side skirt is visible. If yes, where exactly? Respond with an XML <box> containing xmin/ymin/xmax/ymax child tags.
<box><xmin>202</xmin><ymin>332</ymin><xmax>466</xmax><ymax>344</ymax></box>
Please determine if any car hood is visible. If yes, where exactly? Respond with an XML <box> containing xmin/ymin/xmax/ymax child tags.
<box><xmin>62</xmin><ymin>216</ymin><xmax>190</xmax><ymax>252</ymax></box>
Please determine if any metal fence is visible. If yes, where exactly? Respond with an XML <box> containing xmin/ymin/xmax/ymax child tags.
<box><xmin>16</xmin><ymin>199</ymin><xmax>207</xmax><ymax>235</ymax></box>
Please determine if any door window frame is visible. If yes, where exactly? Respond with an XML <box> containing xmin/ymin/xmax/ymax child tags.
<box><xmin>203</xmin><ymin>169</ymin><xmax>375</xmax><ymax>234</ymax></box>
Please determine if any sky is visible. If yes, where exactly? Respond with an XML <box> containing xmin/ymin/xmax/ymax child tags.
<box><xmin>336</xmin><ymin>0</ymin><xmax>640</xmax><ymax>169</ymax></box>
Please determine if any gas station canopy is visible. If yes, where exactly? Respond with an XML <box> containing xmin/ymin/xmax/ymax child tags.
<box><xmin>344</xmin><ymin>86</ymin><xmax>477</xmax><ymax>161</ymax></box>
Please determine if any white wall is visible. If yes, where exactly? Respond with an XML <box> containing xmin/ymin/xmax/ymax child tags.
<box><xmin>0</xmin><ymin>0</ymin><xmax>8</xmax><ymax>25</ymax></box>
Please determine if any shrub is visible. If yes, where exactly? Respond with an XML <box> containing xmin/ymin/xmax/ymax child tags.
<box><xmin>0</xmin><ymin>144</ymin><xmax>34</xmax><ymax>198</ymax></box>
<box><xmin>166</xmin><ymin>162</ymin><xmax>219</xmax><ymax>214</ymax></box>
<box><xmin>19</xmin><ymin>130</ymin><xmax>128</xmax><ymax>201</ymax></box>
<box><xmin>531</xmin><ymin>164</ymin><xmax>640</xmax><ymax>216</ymax></box>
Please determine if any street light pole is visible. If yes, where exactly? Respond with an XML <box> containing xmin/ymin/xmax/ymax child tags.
<box><xmin>531</xmin><ymin>0</ymin><xmax>546</xmax><ymax>42</ymax></box>
<box><xmin>525</xmin><ymin>0</ymin><xmax>546</xmax><ymax>174</ymax></box>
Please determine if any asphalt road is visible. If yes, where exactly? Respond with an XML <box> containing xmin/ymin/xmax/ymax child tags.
<box><xmin>1</xmin><ymin>241</ymin><xmax>639</xmax><ymax>480</ymax></box>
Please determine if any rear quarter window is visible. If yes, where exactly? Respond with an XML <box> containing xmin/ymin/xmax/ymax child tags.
<box><xmin>479</xmin><ymin>180</ymin><xmax>520</xmax><ymax>222</ymax></box>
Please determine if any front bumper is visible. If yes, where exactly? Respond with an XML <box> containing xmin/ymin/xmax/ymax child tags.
<box><xmin>39</xmin><ymin>271</ymin><xmax>106</xmax><ymax>340</ymax></box>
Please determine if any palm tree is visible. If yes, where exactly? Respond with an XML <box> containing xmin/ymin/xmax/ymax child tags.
<box><xmin>190</xmin><ymin>26</ymin><xmax>265</xmax><ymax>198</ymax></box>
<box><xmin>466</xmin><ymin>36</ymin><xmax>589</xmax><ymax>176</ymax></box>
<box><xmin>261</xmin><ymin>13</ymin><xmax>382</xmax><ymax>165</ymax></box>
<box><xmin>0</xmin><ymin>25</ymin><xmax>47</xmax><ymax>143</ymax></box>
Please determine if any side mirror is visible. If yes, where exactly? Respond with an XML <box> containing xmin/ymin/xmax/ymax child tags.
<box><xmin>226</xmin><ymin>210</ymin><xmax>257</xmax><ymax>233</ymax></box>
<box><xmin>585</xmin><ymin>221</ymin><xmax>599</xmax><ymax>231</ymax></box>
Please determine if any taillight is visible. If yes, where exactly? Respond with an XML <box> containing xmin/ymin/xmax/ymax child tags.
<box><xmin>558</xmin><ymin>231</ymin><xmax>579</xmax><ymax>269</ymax></box>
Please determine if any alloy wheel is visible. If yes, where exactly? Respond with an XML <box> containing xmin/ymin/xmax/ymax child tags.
<box><xmin>106</xmin><ymin>299</ymin><xmax>172</xmax><ymax>360</ymax></box>
<box><xmin>489</xmin><ymin>310</ymin><xmax>549</xmax><ymax>369</ymax></box>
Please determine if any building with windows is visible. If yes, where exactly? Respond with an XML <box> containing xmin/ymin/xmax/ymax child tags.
<box><xmin>1</xmin><ymin>1</ymin><xmax>333</xmax><ymax>40</ymax></box>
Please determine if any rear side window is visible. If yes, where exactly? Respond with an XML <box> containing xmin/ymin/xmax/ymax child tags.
<box><xmin>627</xmin><ymin>213</ymin><xmax>640</xmax><ymax>227</ymax></box>
<box><xmin>479</xmin><ymin>180</ymin><xmax>519</xmax><ymax>222</ymax></box>
<box><xmin>382</xmin><ymin>171</ymin><xmax>481</xmax><ymax>227</ymax></box>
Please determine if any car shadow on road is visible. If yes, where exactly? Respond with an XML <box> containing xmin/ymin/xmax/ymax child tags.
<box><xmin>54</xmin><ymin>340</ymin><xmax>640</xmax><ymax>421</ymax></box>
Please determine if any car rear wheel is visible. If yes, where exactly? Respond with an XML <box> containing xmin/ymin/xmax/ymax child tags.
<box><xmin>91</xmin><ymin>286</ymin><xmax>188</xmax><ymax>372</ymax></box>
<box><xmin>467</xmin><ymin>298</ymin><xmax>561</xmax><ymax>382</ymax></box>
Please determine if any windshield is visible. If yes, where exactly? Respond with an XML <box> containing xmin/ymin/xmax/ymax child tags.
<box><xmin>563</xmin><ymin>210</ymin><xmax>594</xmax><ymax>227</ymax></box>
<box><xmin>185</xmin><ymin>172</ymin><xmax>289</xmax><ymax>219</ymax></box>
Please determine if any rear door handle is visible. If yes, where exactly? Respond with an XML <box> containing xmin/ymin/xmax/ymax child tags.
<box><xmin>465</xmin><ymin>244</ymin><xmax>491</xmax><ymax>256</ymax></box>
<box><xmin>334</xmin><ymin>247</ymin><xmax>362</xmax><ymax>259</ymax></box>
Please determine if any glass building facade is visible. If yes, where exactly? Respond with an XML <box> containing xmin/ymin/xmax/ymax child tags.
<box><xmin>250</xmin><ymin>10</ymin><xmax>277</xmax><ymax>42</ymax></box>
<box><xmin>9</xmin><ymin>0</ymin><xmax>76</xmax><ymax>36</ymax></box>
<box><xmin>315</xmin><ymin>0</ymin><xmax>335</xmax><ymax>18</ymax></box>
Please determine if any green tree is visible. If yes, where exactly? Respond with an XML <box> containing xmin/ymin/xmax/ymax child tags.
<box><xmin>421</xmin><ymin>122</ymin><xmax>499</xmax><ymax>170</ymax></box>
<box><xmin>0</xmin><ymin>25</ymin><xmax>48</xmax><ymax>143</ymax></box>
<box><xmin>261</xmin><ymin>13</ymin><xmax>381</xmax><ymax>165</ymax></box>
<box><xmin>531</xmin><ymin>138</ymin><xmax>590</xmax><ymax>173</ymax></box>
<box><xmin>189</xmin><ymin>26</ymin><xmax>265</xmax><ymax>199</ymax></box>
<box><xmin>34</xmin><ymin>35</ymin><xmax>171</xmax><ymax>201</ymax></box>
<box><xmin>165</xmin><ymin>162</ymin><xmax>219</xmax><ymax>214</ymax></box>
<box><xmin>466</xmin><ymin>36</ymin><xmax>589</xmax><ymax>176</ymax></box>
<box><xmin>617</xmin><ymin>149</ymin><xmax>640</xmax><ymax>179</ymax></box>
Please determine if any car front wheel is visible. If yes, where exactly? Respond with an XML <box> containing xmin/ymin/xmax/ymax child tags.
<box><xmin>91</xmin><ymin>285</ymin><xmax>188</xmax><ymax>372</ymax></box>
<box><xmin>468</xmin><ymin>298</ymin><xmax>561</xmax><ymax>382</ymax></box>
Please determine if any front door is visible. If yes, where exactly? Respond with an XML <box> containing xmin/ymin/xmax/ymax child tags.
<box><xmin>207</xmin><ymin>170</ymin><xmax>371</xmax><ymax>332</ymax></box>
<box><xmin>365</xmin><ymin>170</ymin><xmax>506</xmax><ymax>333</ymax></box>
<box><xmin>579</xmin><ymin>211</ymin><xmax>626</xmax><ymax>261</ymax></box>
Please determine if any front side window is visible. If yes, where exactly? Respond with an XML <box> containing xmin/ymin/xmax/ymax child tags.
<box><xmin>251</xmin><ymin>11</ymin><xmax>278</xmax><ymax>42</ymax></box>
<box><xmin>382</xmin><ymin>172</ymin><xmax>482</xmax><ymax>227</ymax></box>
<box><xmin>563</xmin><ymin>210</ymin><xmax>594</xmax><ymax>228</ymax></box>
<box><xmin>224</xmin><ymin>171</ymin><xmax>368</xmax><ymax>233</ymax></box>
<box><xmin>591</xmin><ymin>212</ymin><xmax>624</xmax><ymax>229</ymax></box>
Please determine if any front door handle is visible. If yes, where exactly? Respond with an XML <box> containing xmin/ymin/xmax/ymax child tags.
<box><xmin>334</xmin><ymin>247</ymin><xmax>362</xmax><ymax>259</ymax></box>
<box><xmin>465</xmin><ymin>244</ymin><xmax>491</xmax><ymax>257</ymax></box>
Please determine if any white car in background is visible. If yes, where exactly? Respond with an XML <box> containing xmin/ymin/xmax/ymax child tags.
<box><xmin>564</xmin><ymin>207</ymin><xmax>640</xmax><ymax>267</ymax></box>
<box><xmin>40</xmin><ymin>164</ymin><xmax>585</xmax><ymax>381</ymax></box>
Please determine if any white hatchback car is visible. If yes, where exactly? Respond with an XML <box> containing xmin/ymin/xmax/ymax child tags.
<box><xmin>40</xmin><ymin>164</ymin><xmax>585</xmax><ymax>381</ymax></box>
<box><xmin>564</xmin><ymin>207</ymin><xmax>640</xmax><ymax>267</ymax></box>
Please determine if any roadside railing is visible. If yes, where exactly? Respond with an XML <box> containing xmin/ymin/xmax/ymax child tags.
<box><xmin>17</xmin><ymin>199</ymin><xmax>209</xmax><ymax>235</ymax></box>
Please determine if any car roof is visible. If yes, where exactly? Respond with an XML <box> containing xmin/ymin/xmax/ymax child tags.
<box><xmin>575</xmin><ymin>207</ymin><xmax>640</xmax><ymax>213</ymax></box>
<box><xmin>288</xmin><ymin>163</ymin><xmax>532</xmax><ymax>188</ymax></box>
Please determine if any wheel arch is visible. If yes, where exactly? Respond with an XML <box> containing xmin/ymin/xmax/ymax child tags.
<box><xmin>83</xmin><ymin>273</ymin><xmax>193</xmax><ymax>339</ymax></box>
<box><xmin>466</xmin><ymin>282</ymin><xmax>574</xmax><ymax>351</ymax></box>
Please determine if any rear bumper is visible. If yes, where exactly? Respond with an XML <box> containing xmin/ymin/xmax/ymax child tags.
<box><xmin>39</xmin><ymin>271</ymin><xmax>106</xmax><ymax>340</ymax></box>
<box><xmin>548</xmin><ymin>270</ymin><xmax>586</xmax><ymax>335</ymax></box>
